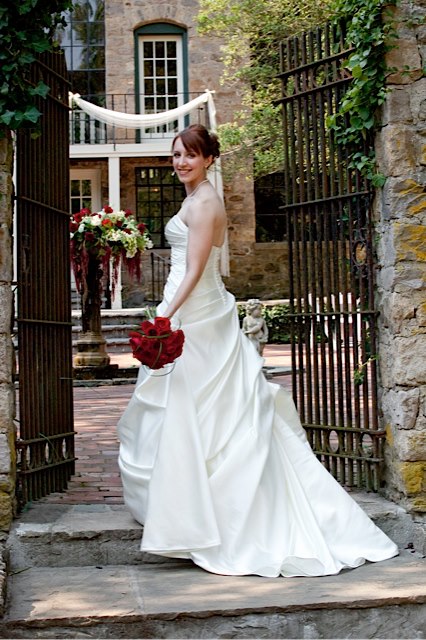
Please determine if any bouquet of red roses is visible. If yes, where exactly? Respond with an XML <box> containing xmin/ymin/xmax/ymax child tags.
<box><xmin>129</xmin><ymin>316</ymin><xmax>185</xmax><ymax>370</ymax></box>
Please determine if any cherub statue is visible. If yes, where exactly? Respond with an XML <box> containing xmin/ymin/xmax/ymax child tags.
<box><xmin>242</xmin><ymin>299</ymin><xmax>269</xmax><ymax>356</ymax></box>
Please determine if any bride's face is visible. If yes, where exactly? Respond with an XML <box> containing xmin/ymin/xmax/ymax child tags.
<box><xmin>172</xmin><ymin>137</ymin><xmax>211</xmax><ymax>190</ymax></box>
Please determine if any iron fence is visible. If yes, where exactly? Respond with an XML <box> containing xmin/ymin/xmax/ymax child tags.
<box><xmin>278</xmin><ymin>23</ymin><xmax>382</xmax><ymax>490</ymax></box>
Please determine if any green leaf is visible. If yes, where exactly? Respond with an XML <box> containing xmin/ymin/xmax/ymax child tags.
<box><xmin>23</xmin><ymin>106</ymin><xmax>42</xmax><ymax>123</ymax></box>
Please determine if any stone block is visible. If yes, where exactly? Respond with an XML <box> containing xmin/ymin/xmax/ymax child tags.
<box><xmin>0</xmin><ymin>337</ymin><xmax>13</xmax><ymax>385</ymax></box>
<box><xmin>0</xmin><ymin>285</ymin><xmax>12</xmax><ymax>333</ymax></box>
<box><xmin>393</xmin><ymin>261</ymin><xmax>426</xmax><ymax>292</ymax></box>
<box><xmin>380</xmin><ymin>291</ymin><xmax>420</xmax><ymax>332</ymax></box>
<box><xmin>409</xmin><ymin>78</ymin><xmax>426</xmax><ymax>122</ymax></box>
<box><xmin>388</xmin><ymin>334</ymin><xmax>426</xmax><ymax>386</ymax></box>
<box><xmin>382</xmin><ymin>387</ymin><xmax>420</xmax><ymax>430</ymax></box>
<box><xmin>0</xmin><ymin>496</ymin><xmax>13</xmax><ymax>531</ymax></box>
<box><xmin>418</xmin><ymin>301</ymin><xmax>426</xmax><ymax>326</ymax></box>
<box><xmin>380</xmin><ymin>177</ymin><xmax>426</xmax><ymax>223</ymax></box>
<box><xmin>382</xmin><ymin>87</ymin><xmax>413</xmax><ymax>125</ymax></box>
<box><xmin>0</xmin><ymin>226</ymin><xmax>12</xmax><ymax>284</ymax></box>
<box><xmin>0</xmin><ymin>384</ymin><xmax>15</xmax><ymax>431</ymax></box>
<box><xmin>394</xmin><ymin>222</ymin><xmax>426</xmax><ymax>262</ymax></box>
<box><xmin>396</xmin><ymin>429</ymin><xmax>426</xmax><ymax>462</ymax></box>
<box><xmin>0</xmin><ymin>434</ymin><xmax>11</xmax><ymax>474</ymax></box>
<box><xmin>399</xmin><ymin>461</ymin><xmax>426</xmax><ymax>496</ymax></box>
<box><xmin>386</xmin><ymin>38</ymin><xmax>423</xmax><ymax>84</ymax></box>
<box><xmin>376</xmin><ymin>125</ymin><xmax>417</xmax><ymax>176</ymax></box>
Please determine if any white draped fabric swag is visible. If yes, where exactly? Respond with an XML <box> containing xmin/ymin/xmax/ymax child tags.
<box><xmin>69</xmin><ymin>90</ymin><xmax>230</xmax><ymax>277</ymax></box>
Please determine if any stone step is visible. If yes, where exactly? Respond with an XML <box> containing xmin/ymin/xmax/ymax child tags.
<box><xmin>1</xmin><ymin>553</ymin><xmax>425</xmax><ymax>638</ymax></box>
<box><xmin>7</xmin><ymin>494</ymin><xmax>425</xmax><ymax>572</ymax></box>
<box><xmin>71</xmin><ymin>307</ymin><xmax>150</xmax><ymax>328</ymax></box>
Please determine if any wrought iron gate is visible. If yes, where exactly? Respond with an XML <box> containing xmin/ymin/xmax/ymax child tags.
<box><xmin>15</xmin><ymin>51</ymin><xmax>75</xmax><ymax>506</ymax></box>
<box><xmin>278</xmin><ymin>23</ymin><xmax>383</xmax><ymax>490</ymax></box>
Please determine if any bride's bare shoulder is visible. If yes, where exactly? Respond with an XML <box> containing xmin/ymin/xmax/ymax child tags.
<box><xmin>187</xmin><ymin>186</ymin><xmax>225</xmax><ymax>219</ymax></box>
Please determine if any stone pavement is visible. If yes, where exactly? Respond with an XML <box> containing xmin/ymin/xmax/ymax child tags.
<box><xmin>38</xmin><ymin>345</ymin><xmax>292</xmax><ymax>505</ymax></box>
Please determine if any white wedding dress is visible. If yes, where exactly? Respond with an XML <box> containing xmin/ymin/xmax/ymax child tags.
<box><xmin>117</xmin><ymin>206</ymin><xmax>398</xmax><ymax>578</ymax></box>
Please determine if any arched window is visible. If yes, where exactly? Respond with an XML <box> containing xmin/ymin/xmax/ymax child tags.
<box><xmin>135</xmin><ymin>23</ymin><xmax>188</xmax><ymax>137</ymax></box>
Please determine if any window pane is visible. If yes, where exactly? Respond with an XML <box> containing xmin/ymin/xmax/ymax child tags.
<box><xmin>144</xmin><ymin>78</ymin><xmax>154</xmax><ymax>95</ymax></box>
<box><xmin>88</xmin><ymin>21</ymin><xmax>104</xmax><ymax>45</ymax></box>
<box><xmin>155</xmin><ymin>41</ymin><xmax>165</xmax><ymax>58</ymax></box>
<box><xmin>144</xmin><ymin>41</ymin><xmax>153</xmax><ymax>58</ymax></box>
<box><xmin>82</xmin><ymin>180</ymin><xmax>92</xmax><ymax>196</ymax></box>
<box><xmin>157</xmin><ymin>97</ymin><xmax>166</xmax><ymax>111</ymax></box>
<box><xmin>156</xmin><ymin>78</ymin><xmax>165</xmax><ymax>95</ymax></box>
<box><xmin>167</xmin><ymin>60</ymin><xmax>177</xmax><ymax>77</ymax></box>
<box><xmin>87</xmin><ymin>70</ymin><xmax>105</xmax><ymax>96</ymax></box>
<box><xmin>144</xmin><ymin>97</ymin><xmax>154</xmax><ymax>112</ymax></box>
<box><xmin>155</xmin><ymin>61</ymin><xmax>165</xmax><ymax>77</ymax></box>
<box><xmin>167</xmin><ymin>78</ymin><xmax>177</xmax><ymax>95</ymax></box>
<box><xmin>167</xmin><ymin>41</ymin><xmax>176</xmax><ymax>57</ymax></box>
<box><xmin>168</xmin><ymin>96</ymin><xmax>178</xmax><ymax>109</ymax></box>
<box><xmin>144</xmin><ymin>60</ymin><xmax>153</xmax><ymax>77</ymax></box>
<box><xmin>71</xmin><ymin>180</ymin><xmax>81</xmax><ymax>196</ymax></box>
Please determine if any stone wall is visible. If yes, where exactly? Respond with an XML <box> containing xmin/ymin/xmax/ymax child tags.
<box><xmin>0</xmin><ymin>132</ymin><xmax>16</xmax><ymax>532</ymax></box>
<box><xmin>374</xmin><ymin>0</ymin><xmax>426</xmax><ymax>513</ymax></box>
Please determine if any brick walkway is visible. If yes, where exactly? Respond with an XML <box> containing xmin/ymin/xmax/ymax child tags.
<box><xmin>40</xmin><ymin>345</ymin><xmax>292</xmax><ymax>505</ymax></box>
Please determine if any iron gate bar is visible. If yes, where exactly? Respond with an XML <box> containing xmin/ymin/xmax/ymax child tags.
<box><xmin>16</xmin><ymin>50</ymin><xmax>75</xmax><ymax>506</ymax></box>
<box><xmin>278</xmin><ymin>22</ymin><xmax>382</xmax><ymax>490</ymax></box>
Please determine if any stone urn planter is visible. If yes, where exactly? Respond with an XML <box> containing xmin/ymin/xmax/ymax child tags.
<box><xmin>70</xmin><ymin>205</ymin><xmax>152</xmax><ymax>374</ymax></box>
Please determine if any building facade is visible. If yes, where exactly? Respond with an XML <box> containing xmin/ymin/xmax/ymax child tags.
<box><xmin>62</xmin><ymin>0</ymin><xmax>289</xmax><ymax>308</ymax></box>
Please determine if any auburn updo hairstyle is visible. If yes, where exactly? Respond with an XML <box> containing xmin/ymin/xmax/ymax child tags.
<box><xmin>172</xmin><ymin>124</ymin><xmax>220</xmax><ymax>161</ymax></box>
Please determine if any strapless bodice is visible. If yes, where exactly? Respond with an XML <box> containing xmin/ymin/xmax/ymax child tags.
<box><xmin>161</xmin><ymin>212</ymin><xmax>227</xmax><ymax>316</ymax></box>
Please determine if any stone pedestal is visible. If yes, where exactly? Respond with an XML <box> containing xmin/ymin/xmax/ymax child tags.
<box><xmin>74</xmin><ymin>257</ymin><xmax>111</xmax><ymax>369</ymax></box>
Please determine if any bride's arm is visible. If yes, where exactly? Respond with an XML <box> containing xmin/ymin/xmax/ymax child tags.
<box><xmin>163</xmin><ymin>197</ymin><xmax>218</xmax><ymax>319</ymax></box>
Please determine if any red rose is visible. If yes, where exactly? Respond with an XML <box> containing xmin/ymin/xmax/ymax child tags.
<box><xmin>70</xmin><ymin>221</ymin><xmax>79</xmax><ymax>232</ymax></box>
<box><xmin>101</xmin><ymin>218</ymin><xmax>113</xmax><ymax>227</ymax></box>
<box><xmin>73</xmin><ymin>212</ymin><xmax>84</xmax><ymax>223</ymax></box>
<box><xmin>103</xmin><ymin>206</ymin><xmax>113</xmax><ymax>214</ymax></box>
<box><xmin>137</xmin><ymin>223</ymin><xmax>146</xmax><ymax>233</ymax></box>
<box><xmin>116</xmin><ymin>220</ymin><xmax>123</xmax><ymax>228</ymax></box>
<box><xmin>163</xmin><ymin>330</ymin><xmax>185</xmax><ymax>358</ymax></box>
<box><xmin>139</xmin><ymin>320</ymin><xmax>158</xmax><ymax>336</ymax></box>
<box><xmin>85</xmin><ymin>231</ymin><xmax>95</xmax><ymax>243</ymax></box>
<box><xmin>154</xmin><ymin>317</ymin><xmax>171</xmax><ymax>334</ymax></box>
<box><xmin>124</xmin><ymin>209</ymin><xmax>133</xmax><ymax>218</ymax></box>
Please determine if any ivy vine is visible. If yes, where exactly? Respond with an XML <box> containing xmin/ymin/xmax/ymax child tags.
<box><xmin>0</xmin><ymin>0</ymin><xmax>73</xmax><ymax>136</ymax></box>
<box><xmin>327</xmin><ymin>0</ymin><xmax>398</xmax><ymax>187</ymax></box>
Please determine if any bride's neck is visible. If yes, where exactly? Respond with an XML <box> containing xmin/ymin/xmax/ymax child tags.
<box><xmin>186</xmin><ymin>178</ymin><xmax>209</xmax><ymax>198</ymax></box>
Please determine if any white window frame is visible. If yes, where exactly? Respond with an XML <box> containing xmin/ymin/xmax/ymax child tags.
<box><xmin>70</xmin><ymin>169</ymin><xmax>102</xmax><ymax>302</ymax></box>
<box><xmin>138</xmin><ymin>34</ymin><xmax>185</xmax><ymax>138</ymax></box>
<box><xmin>70</xmin><ymin>169</ymin><xmax>102</xmax><ymax>214</ymax></box>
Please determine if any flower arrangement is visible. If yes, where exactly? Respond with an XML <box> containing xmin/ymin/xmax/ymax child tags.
<box><xmin>70</xmin><ymin>206</ymin><xmax>153</xmax><ymax>298</ymax></box>
<box><xmin>129</xmin><ymin>317</ymin><xmax>185</xmax><ymax>370</ymax></box>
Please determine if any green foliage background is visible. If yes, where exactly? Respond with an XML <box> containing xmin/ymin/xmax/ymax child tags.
<box><xmin>197</xmin><ymin>0</ymin><xmax>398</xmax><ymax>184</ymax></box>
<box><xmin>197</xmin><ymin>0</ymin><xmax>333</xmax><ymax>179</ymax></box>
<box><xmin>0</xmin><ymin>0</ymin><xmax>73</xmax><ymax>134</ymax></box>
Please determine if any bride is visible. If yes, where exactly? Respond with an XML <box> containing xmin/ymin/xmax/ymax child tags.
<box><xmin>117</xmin><ymin>124</ymin><xmax>398</xmax><ymax>578</ymax></box>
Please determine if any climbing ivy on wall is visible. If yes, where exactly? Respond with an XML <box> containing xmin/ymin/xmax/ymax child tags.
<box><xmin>328</xmin><ymin>0</ymin><xmax>398</xmax><ymax>186</ymax></box>
<box><xmin>0</xmin><ymin>0</ymin><xmax>73</xmax><ymax>135</ymax></box>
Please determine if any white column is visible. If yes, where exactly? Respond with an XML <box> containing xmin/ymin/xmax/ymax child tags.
<box><xmin>108</xmin><ymin>156</ymin><xmax>122</xmax><ymax>309</ymax></box>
